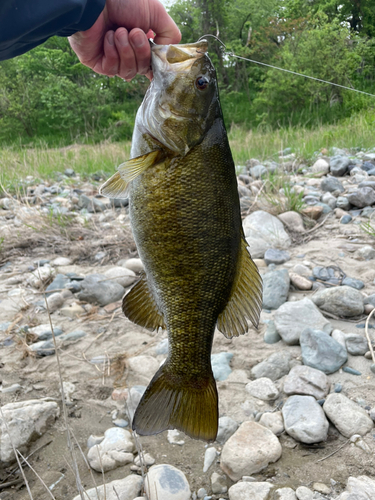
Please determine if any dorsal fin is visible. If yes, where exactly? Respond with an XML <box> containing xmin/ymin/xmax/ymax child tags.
<box><xmin>217</xmin><ymin>237</ymin><xmax>262</xmax><ymax>338</ymax></box>
<box><xmin>122</xmin><ymin>272</ymin><xmax>166</xmax><ymax>331</ymax></box>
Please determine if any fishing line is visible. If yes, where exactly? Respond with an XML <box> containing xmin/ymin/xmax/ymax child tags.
<box><xmin>198</xmin><ymin>34</ymin><xmax>375</xmax><ymax>98</ymax></box>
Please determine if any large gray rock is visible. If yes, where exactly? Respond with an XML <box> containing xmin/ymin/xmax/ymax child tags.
<box><xmin>300</xmin><ymin>328</ymin><xmax>347</xmax><ymax>374</ymax></box>
<box><xmin>228</xmin><ymin>481</ymin><xmax>273</xmax><ymax>500</ymax></box>
<box><xmin>311</xmin><ymin>286</ymin><xmax>364</xmax><ymax>317</ymax></box>
<box><xmin>103</xmin><ymin>267</ymin><xmax>137</xmax><ymax>288</ymax></box>
<box><xmin>243</xmin><ymin>210</ymin><xmax>291</xmax><ymax>258</ymax></box>
<box><xmin>0</xmin><ymin>400</ymin><xmax>59</xmax><ymax>463</ymax></box>
<box><xmin>329</xmin><ymin>155</ymin><xmax>350</xmax><ymax>176</ymax></box>
<box><xmin>72</xmin><ymin>474</ymin><xmax>142</xmax><ymax>500</ymax></box>
<box><xmin>321</xmin><ymin>177</ymin><xmax>344</xmax><ymax>193</ymax></box>
<box><xmin>335</xmin><ymin>476</ymin><xmax>375</xmax><ymax>500</ymax></box>
<box><xmin>245</xmin><ymin>377</ymin><xmax>279</xmax><ymax>401</ymax></box>
<box><xmin>77</xmin><ymin>274</ymin><xmax>125</xmax><ymax>306</ymax></box>
<box><xmin>282</xmin><ymin>395</ymin><xmax>329</xmax><ymax>444</ymax></box>
<box><xmin>262</xmin><ymin>269</ymin><xmax>290</xmax><ymax>310</ymax></box>
<box><xmin>283</xmin><ymin>365</ymin><xmax>330</xmax><ymax>400</ymax></box>
<box><xmin>251</xmin><ymin>351</ymin><xmax>293</xmax><ymax>381</ymax></box>
<box><xmin>145</xmin><ymin>464</ymin><xmax>191</xmax><ymax>500</ymax></box>
<box><xmin>347</xmin><ymin>187</ymin><xmax>375</xmax><ymax>208</ymax></box>
<box><xmin>221</xmin><ymin>421</ymin><xmax>282</xmax><ymax>481</ymax></box>
<box><xmin>274</xmin><ymin>298</ymin><xmax>332</xmax><ymax>345</ymax></box>
<box><xmin>336</xmin><ymin>196</ymin><xmax>351</xmax><ymax>210</ymax></box>
<box><xmin>323</xmin><ymin>394</ymin><xmax>373</xmax><ymax>438</ymax></box>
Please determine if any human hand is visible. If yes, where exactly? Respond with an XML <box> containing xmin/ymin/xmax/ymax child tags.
<box><xmin>69</xmin><ymin>0</ymin><xmax>181</xmax><ymax>80</ymax></box>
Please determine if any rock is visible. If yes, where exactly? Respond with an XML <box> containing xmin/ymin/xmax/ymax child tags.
<box><xmin>245</xmin><ymin>378</ymin><xmax>279</xmax><ymax>401</ymax></box>
<box><xmin>295</xmin><ymin>486</ymin><xmax>313</xmax><ymax>500</ymax></box>
<box><xmin>262</xmin><ymin>269</ymin><xmax>290</xmax><ymax>310</ymax></box>
<box><xmin>145</xmin><ymin>464</ymin><xmax>191</xmax><ymax>500</ymax></box>
<box><xmin>72</xmin><ymin>474</ymin><xmax>142</xmax><ymax>500</ymax></box>
<box><xmin>264</xmin><ymin>320</ymin><xmax>282</xmax><ymax>344</ymax></box>
<box><xmin>321</xmin><ymin>177</ymin><xmax>344</xmax><ymax>193</ymax></box>
<box><xmin>264</xmin><ymin>248</ymin><xmax>290</xmax><ymax>265</ymax></box>
<box><xmin>323</xmin><ymin>393</ymin><xmax>373</xmax><ymax>438</ymax></box>
<box><xmin>211</xmin><ymin>352</ymin><xmax>233</xmax><ymax>381</ymax></box>
<box><xmin>300</xmin><ymin>328</ymin><xmax>347</xmax><ymax>374</ymax></box>
<box><xmin>289</xmin><ymin>273</ymin><xmax>312</xmax><ymax>290</ymax></box>
<box><xmin>313</xmin><ymin>482</ymin><xmax>331</xmax><ymax>495</ymax></box>
<box><xmin>29</xmin><ymin>339</ymin><xmax>55</xmax><ymax>356</ymax></box>
<box><xmin>283</xmin><ymin>365</ymin><xmax>330</xmax><ymax>400</ymax></box>
<box><xmin>274</xmin><ymin>298</ymin><xmax>332</xmax><ymax>345</ymax></box>
<box><xmin>27</xmin><ymin>265</ymin><xmax>56</xmax><ymax>288</ymax></box>
<box><xmin>258</xmin><ymin>411</ymin><xmax>284</xmax><ymax>435</ymax></box>
<box><xmin>340</xmin><ymin>214</ymin><xmax>352</xmax><ymax>224</ymax></box>
<box><xmin>356</xmin><ymin>245</ymin><xmax>375</xmax><ymax>260</ymax></box>
<box><xmin>134</xmin><ymin>453</ymin><xmax>155</xmax><ymax>466</ymax></box>
<box><xmin>77</xmin><ymin>274</ymin><xmax>125</xmax><ymax>306</ymax></box>
<box><xmin>64</xmin><ymin>168</ymin><xmax>75</xmax><ymax>177</ymax></box>
<box><xmin>292</xmin><ymin>264</ymin><xmax>310</xmax><ymax>277</ymax></box>
<box><xmin>0</xmin><ymin>400</ymin><xmax>59</xmax><ymax>463</ymax></box>
<box><xmin>250</xmin><ymin>164</ymin><xmax>267</xmax><ymax>179</ymax></box>
<box><xmin>251</xmin><ymin>351</ymin><xmax>293</xmax><ymax>381</ymax></box>
<box><xmin>277</xmin><ymin>211</ymin><xmax>305</xmax><ymax>233</ymax></box>
<box><xmin>364</xmin><ymin>294</ymin><xmax>375</xmax><ymax>307</ymax></box>
<box><xmin>61</xmin><ymin>330</ymin><xmax>87</xmax><ymax>342</ymax></box>
<box><xmin>282</xmin><ymin>395</ymin><xmax>329</xmax><ymax>443</ymax></box>
<box><xmin>167</xmin><ymin>429</ymin><xmax>185</xmax><ymax>446</ymax></box>
<box><xmin>121</xmin><ymin>258</ymin><xmax>144</xmax><ymax>273</ymax></box>
<box><xmin>45</xmin><ymin>292</ymin><xmax>65</xmax><ymax>312</ymax></box>
<box><xmin>29</xmin><ymin>323</ymin><xmax>64</xmax><ymax>341</ymax></box>
<box><xmin>78</xmin><ymin>194</ymin><xmax>106</xmax><ymax>213</ymax></box>
<box><xmin>216</xmin><ymin>416</ymin><xmax>239</xmax><ymax>444</ymax></box>
<box><xmin>103</xmin><ymin>266</ymin><xmax>137</xmax><ymax>288</ymax></box>
<box><xmin>125</xmin><ymin>386</ymin><xmax>146</xmax><ymax>422</ymax></box>
<box><xmin>342</xmin><ymin>277</ymin><xmax>364</xmax><ymax>289</ymax></box>
<box><xmin>228</xmin><ymin>481</ymin><xmax>273</xmax><ymax>500</ymax></box>
<box><xmin>211</xmin><ymin>472</ymin><xmax>227</xmax><ymax>495</ymax></box>
<box><xmin>302</xmin><ymin>205</ymin><xmax>323</xmax><ymax>220</ymax></box>
<box><xmin>347</xmin><ymin>187</ymin><xmax>375</xmax><ymax>208</ymax></box>
<box><xmin>243</xmin><ymin>210</ymin><xmax>291</xmax><ymax>258</ymax></box>
<box><xmin>203</xmin><ymin>446</ymin><xmax>218</xmax><ymax>472</ymax></box>
<box><xmin>127</xmin><ymin>355</ymin><xmax>160</xmax><ymax>384</ymax></box>
<box><xmin>336</xmin><ymin>196</ymin><xmax>351</xmax><ymax>210</ymax></box>
<box><xmin>311</xmin><ymin>159</ymin><xmax>329</xmax><ymax>175</ymax></box>
<box><xmin>220</xmin><ymin>421</ymin><xmax>282</xmax><ymax>481</ymax></box>
<box><xmin>274</xmin><ymin>487</ymin><xmax>297</xmax><ymax>500</ymax></box>
<box><xmin>335</xmin><ymin>476</ymin><xmax>375</xmax><ymax>500</ymax></box>
<box><xmin>311</xmin><ymin>286</ymin><xmax>364</xmax><ymax>317</ymax></box>
<box><xmin>60</xmin><ymin>302</ymin><xmax>85</xmax><ymax>318</ymax></box>
<box><xmin>345</xmin><ymin>333</ymin><xmax>368</xmax><ymax>355</ymax></box>
<box><xmin>321</xmin><ymin>192</ymin><xmax>337</xmax><ymax>209</ymax></box>
<box><xmin>330</xmin><ymin>155</ymin><xmax>350</xmax><ymax>176</ymax></box>
<box><xmin>87</xmin><ymin>428</ymin><xmax>134</xmax><ymax>472</ymax></box>
<box><xmin>45</xmin><ymin>274</ymin><xmax>70</xmax><ymax>295</ymax></box>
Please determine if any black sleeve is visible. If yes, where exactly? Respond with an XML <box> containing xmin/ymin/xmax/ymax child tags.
<box><xmin>0</xmin><ymin>0</ymin><xmax>106</xmax><ymax>60</ymax></box>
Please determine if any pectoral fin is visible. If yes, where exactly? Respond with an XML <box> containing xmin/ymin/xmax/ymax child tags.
<box><xmin>217</xmin><ymin>237</ymin><xmax>262</xmax><ymax>338</ymax></box>
<box><xmin>122</xmin><ymin>272</ymin><xmax>166</xmax><ymax>331</ymax></box>
<box><xmin>100</xmin><ymin>150</ymin><xmax>162</xmax><ymax>198</ymax></box>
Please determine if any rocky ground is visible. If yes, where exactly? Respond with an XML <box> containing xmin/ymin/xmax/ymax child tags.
<box><xmin>0</xmin><ymin>147</ymin><xmax>375</xmax><ymax>500</ymax></box>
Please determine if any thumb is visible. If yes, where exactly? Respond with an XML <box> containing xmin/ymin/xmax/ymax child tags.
<box><xmin>150</xmin><ymin>2</ymin><xmax>181</xmax><ymax>45</ymax></box>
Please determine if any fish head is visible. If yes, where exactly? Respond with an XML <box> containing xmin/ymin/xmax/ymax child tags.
<box><xmin>137</xmin><ymin>40</ymin><xmax>220</xmax><ymax>155</ymax></box>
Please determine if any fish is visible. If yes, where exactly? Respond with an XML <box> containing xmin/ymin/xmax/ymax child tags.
<box><xmin>100</xmin><ymin>40</ymin><xmax>262</xmax><ymax>442</ymax></box>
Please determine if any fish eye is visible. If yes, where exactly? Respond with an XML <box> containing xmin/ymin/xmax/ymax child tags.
<box><xmin>195</xmin><ymin>76</ymin><xmax>209</xmax><ymax>91</ymax></box>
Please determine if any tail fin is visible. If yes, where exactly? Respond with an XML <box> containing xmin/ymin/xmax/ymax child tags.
<box><xmin>132</xmin><ymin>362</ymin><xmax>218</xmax><ymax>442</ymax></box>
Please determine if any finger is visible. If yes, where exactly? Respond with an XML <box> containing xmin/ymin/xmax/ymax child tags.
<box><xmin>150</xmin><ymin>4</ymin><xmax>181</xmax><ymax>45</ymax></box>
<box><xmin>102</xmin><ymin>31</ymin><xmax>119</xmax><ymax>76</ymax></box>
<box><xmin>114</xmin><ymin>28</ymin><xmax>137</xmax><ymax>81</ymax></box>
<box><xmin>128</xmin><ymin>29</ymin><xmax>151</xmax><ymax>76</ymax></box>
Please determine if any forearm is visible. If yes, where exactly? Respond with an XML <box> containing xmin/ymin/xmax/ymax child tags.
<box><xmin>0</xmin><ymin>0</ymin><xmax>105</xmax><ymax>60</ymax></box>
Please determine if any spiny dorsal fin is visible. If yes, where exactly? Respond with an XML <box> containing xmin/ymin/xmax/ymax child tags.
<box><xmin>122</xmin><ymin>272</ymin><xmax>166</xmax><ymax>331</ymax></box>
<box><xmin>99</xmin><ymin>150</ymin><xmax>163</xmax><ymax>198</ymax></box>
<box><xmin>217</xmin><ymin>237</ymin><xmax>262</xmax><ymax>339</ymax></box>
<box><xmin>132</xmin><ymin>362</ymin><xmax>218</xmax><ymax>442</ymax></box>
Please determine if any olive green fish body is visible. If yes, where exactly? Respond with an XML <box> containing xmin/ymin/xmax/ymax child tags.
<box><xmin>100</xmin><ymin>41</ymin><xmax>262</xmax><ymax>441</ymax></box>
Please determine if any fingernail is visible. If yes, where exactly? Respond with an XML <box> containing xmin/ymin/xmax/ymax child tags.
<box><xmin>133</xmin><ymin>34</ymin><xmax>144</xmax><ymax>48</ymax></box>
<box><xmin>118</xmin><ymin>31</ymin><xmax>128</xmax><ymax>47</ymax></box>
<box><xmin>107</xmin><ymin>32</ymin><xmax>114</xmax><ymax>45</ymax></box>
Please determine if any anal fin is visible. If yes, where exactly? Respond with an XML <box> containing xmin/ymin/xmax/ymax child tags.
<box><xmin>217</xmin><ymin>237</ymin><xmax>262</xmax><ymax>338</ymax></box>
<box><xmin>122</xmin><ymin>272</ymin><xmax>166</xmax><ymax>331</ymax></box>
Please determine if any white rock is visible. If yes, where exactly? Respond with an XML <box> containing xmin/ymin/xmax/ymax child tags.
<box><xmin>311</xmin><ymin>159</ymin><xmax>329</xmax><ymax>174</ymax></box>
<box><xmin>134</xmin><ymin>452</ymin><xmax>155</xmax><ymax>466</ymax></box>
<box><xmin>122</xmin><ymin>258</ymin><xmax>144</xmax><ymax>273</ymax></box>
<box><xmin>104</xmin><ymin>266</ymin><xmax>137</xmax><ymax>288</ymax></box>
<box><xmin>243</xmin><ymin>210</ymin><xmax>291</xmax><ymax>258</ymax></box>
<box><xmin>283</xmin><ymin>365</ymin><xmax>330</xmax><ymax>400</ymax></box>
<box><xmin>220</xmin><ymin>421</ymin><xmax>282</xmax><ymax>481</ymax></box>
<box><xmin>323</xmin><ymin>393</ymin><xmax>373</xmax><ymax>438</ymax></box>
<box><xmin>167</xmin><ymin>429</ymin><xmax>185</xmax><ymax>446</ymax></box>
<box><xmin>145</xmin><ymin>464</ymin><xmax>191</xmax><ymax>500</ymax></box>
<box><xmin>295</xmin><ymin>486</ymin><xmax>313</xmax><ymax>500</ymax></box>
<box><xmin>246</xmin><ymin>378</ymin><xmax>279</xmax><ymax>401</ymax></box>
<box><xmin>51</xmin><ymin>257</ymin><xmax>72</xmax><ymax>266</ymax></box>
<box><xmin>87</xmin><ymin>427</ymin><xmax>134</xmax><ymax>472</ymax></box>
<box><xmin>72</xmin><ymin>474</ymin><xmax>142</xmax><ymax>500</ymax></box>
<box><xmin>282</xmin><ymin>395</ymin><xmax>329</xmax><ymax>444</ymax></box>
<box><xmin>211</xmin><ymin>472</ymin><xmax>227</xmax><ymax>495</ymax></box>
<box><xmin>127</xmin><ymin>355</ymin><xmax>160</xmax><ymax>384</ymax></box>
<box><xmin>228</xmin><ymin>481</ymin><xmax>273</xmax><ymax>500</ymax></box>
<box><xmin>258</xmin><ymin>411</ymin><xmax>284</xmax><ymax>435</ymax></box>
<box><xmin>46</xmin><ymin>292</ymin><xmax>65</xmax><ymax>312</ymax></box>
<box><xmin>331</xmin><ymin>329</ymin><xmax>347</xmax><ymax>348</ymax></box>
<box><xmin>313</xmin><ymin>482</ymin><xmax>331</xmax><ymax>495</ymax></box>
<box><xmin>0</xmin><ymin>400</ymin><xmax>59</xmax><ymax>463</ymax></box>
<box><xmin>203</xmin><ymin>446</ymin><xmax>218</xmax><ymax>472</ymax></box>
<box><xmin>278</xmin><ymin>211</ymin><xmax>305</xmax><ymax>233</ymax></box>
<box><xmin>335</xmin><ymin>475</ymin><xmax>375</xmax><ymax>500</ymax></box>
<box><xmin>274</xmin><ymin>487</ymin><xmax>297</xmax><ymax>499</ymax></box>
<box><xmin>289</xmin><ymin>273</ymin><xmax>312</xmax><ymax>290</ymax></box>
<box><xmin>27</xmin><ymin>265</ymin><xmax>56</xmax><ymax>288</ymax></box>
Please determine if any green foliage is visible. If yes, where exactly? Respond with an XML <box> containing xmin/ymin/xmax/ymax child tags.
<box><xmin>361</xmin><ymin>220</ymin><xmax>375</xmax><ymax>238</ymax></box>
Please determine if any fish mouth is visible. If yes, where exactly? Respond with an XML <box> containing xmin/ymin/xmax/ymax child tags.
<box><xmin>151</xmin><ymin>40</ymin><xmax>208</xmax><ymax>71</ymax></box>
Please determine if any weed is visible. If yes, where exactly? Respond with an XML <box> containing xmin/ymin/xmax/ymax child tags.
<box><xmin>261</xmin><ymin>171</ymin><xmax>305</xmax><ymax>215</ymax></box>
<box><xmin>361</xmin><ymin>219</ymin><xmax>375</xmax><ymax>238</ymax></box>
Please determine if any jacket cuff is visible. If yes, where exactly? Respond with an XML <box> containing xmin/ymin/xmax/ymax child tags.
<box><xmin>57</xmin><ymin>0</ymin><xmax>106</xmax><ymax>37</ymax></box>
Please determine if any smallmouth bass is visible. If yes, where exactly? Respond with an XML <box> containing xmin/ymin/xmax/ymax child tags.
<box><xmin>100</xmin><ymin>40</ymin><xmax>262</xmax><ymax>442</ymax></box>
